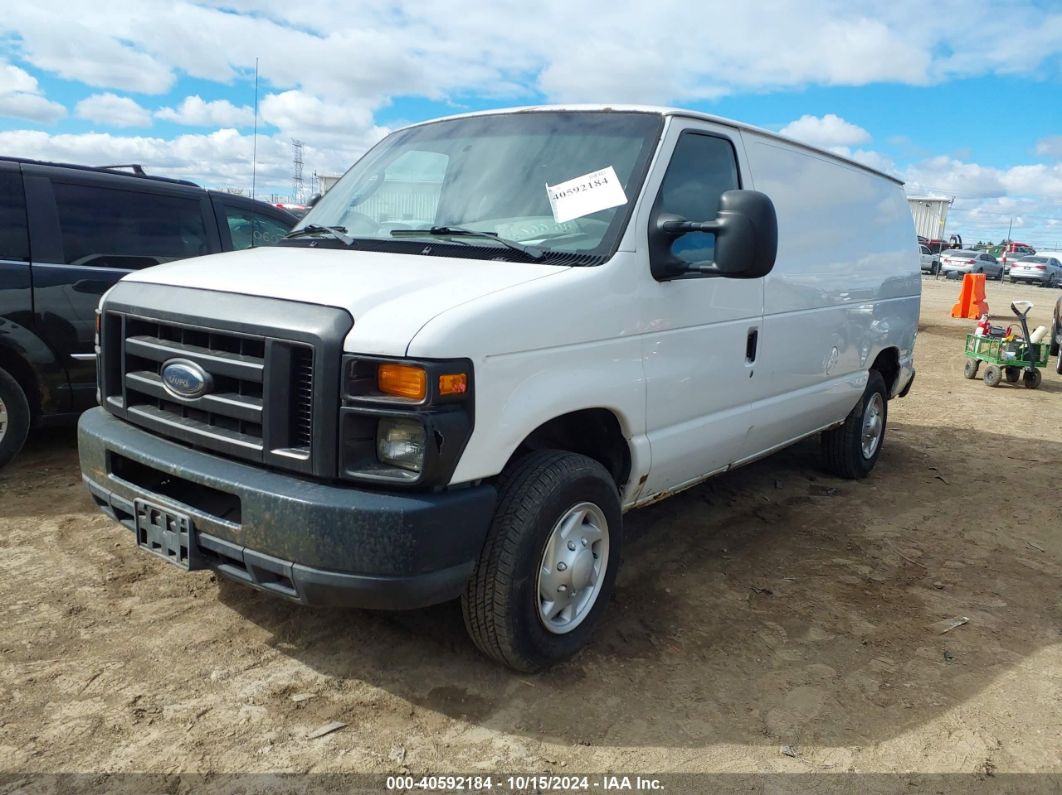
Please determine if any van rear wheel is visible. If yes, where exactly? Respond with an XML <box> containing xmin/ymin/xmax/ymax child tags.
<box><xmin>462</xmin><ymin>450</ymin><xmax>622</xmax><ymax>672</ymax></box>
<box><xmin>820</xmin><ymin>370</ymin><xmax>888</xmax><ymax>480</ymax></box>
<box><xmin>0</xmin><ymin>367</ymin><xmax>31</xmax><ymax>470</ymax></box>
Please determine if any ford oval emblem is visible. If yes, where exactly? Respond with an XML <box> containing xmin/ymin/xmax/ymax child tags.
<box><xmin>160</xmin><ymin>358</ymin><xmax>212</xmax><ymax>399</ymax></box>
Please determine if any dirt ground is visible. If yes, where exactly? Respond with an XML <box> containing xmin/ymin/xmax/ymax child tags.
<box><xmin>1</xmin><ymin>278</ymin><xmax>1060</xmax><ymax>789</ymax></box>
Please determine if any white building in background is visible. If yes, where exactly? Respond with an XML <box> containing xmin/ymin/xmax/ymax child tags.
<box><xmin>318</xmin><ymin>175</ymin><xmax>341</xmax><ymax>194</ymax></box>
<box><xmin>907</xmin><ymin>196</ymin><xmax>953</xmax><ymax>242</ymax></box>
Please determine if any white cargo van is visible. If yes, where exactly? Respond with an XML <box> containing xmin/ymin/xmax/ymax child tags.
<box><xmin>79</xmin><ymin>106</ymin><xmax>919</xmax><ymax>671</ymax></box>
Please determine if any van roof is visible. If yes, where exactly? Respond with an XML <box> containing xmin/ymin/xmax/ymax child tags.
<box><xmin>401</xmin><ymin>104</ymin><xmax>905</xmax><ymax>186</ymax></box>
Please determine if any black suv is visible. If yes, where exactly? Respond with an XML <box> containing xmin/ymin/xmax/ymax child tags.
<box><xmin>0</xmin><ymin>157</ymin><xmax>296</xmax><ymax>467</ymax></box>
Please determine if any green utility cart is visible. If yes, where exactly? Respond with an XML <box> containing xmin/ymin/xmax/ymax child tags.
<box><xmin>963</xmin><ymin>300</ymin><xmax>1048</xmax><ymax>389</ymax></box>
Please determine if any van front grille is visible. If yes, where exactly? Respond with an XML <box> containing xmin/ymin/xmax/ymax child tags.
<box><xmin>102</xmin><ymin>314</ymin><xmax>316</xmax><ymax>472</ymax></box>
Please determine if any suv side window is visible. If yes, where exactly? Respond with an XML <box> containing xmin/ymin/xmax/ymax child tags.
<box><xmin>655</xmin><ymin>132</ymin><xmax>740</xmax><ymax>267</ymax></box>
<box><xmin>53</xmin><ymin>182</ymin><xmax>208</xmax><ymax>269</ymax></box>
<box><xmin>0</xmin><ymin>169</ymin><xmax>30</xmax><ymax>262</ymax></box>
<box><xmin>222</xmin><ymin>205</ymin><xmax>291</xmax><ymax>249</ymax></box>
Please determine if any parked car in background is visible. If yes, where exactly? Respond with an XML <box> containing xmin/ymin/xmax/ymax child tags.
<box><xmin>1008</xmin><ymin>255</ymin><xmax>1062</xmax><ymax>287</ymax></box>
<box><xmin>275</xmin><ymin>202</ymin><xmax>310</xmax><ymax>219</ymax></box>
<box><xmin>0</xmin><ymin>157</ymin><xmax>297</xmax><ymax>468</ymax></box>
<box><xmin>996</xmin><ymin>242</ymin><xmax>1036</xmax><ymax>275</ymax></box>
<box><xmin>919</xmin><ymin>243</ymin><xmax>941</xmax><ymax>275</ymax></box>
<box><xmin>919</xmin><ymin>234</ymin><xmax>962</xmax><ymax>255</ymax></box>
<box><xmin>940</xmin><ymin>249</ymin><xmax>1002</xmax><ymax>279</ymax></box>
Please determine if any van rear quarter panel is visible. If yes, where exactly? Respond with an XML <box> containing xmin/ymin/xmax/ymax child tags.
<box><xmin>741</xmin><ymin>133</ymin><xmax>920</xmax><ymax>443</ymax></box>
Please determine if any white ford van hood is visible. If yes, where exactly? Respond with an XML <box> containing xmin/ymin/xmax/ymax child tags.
<box><xmin>122</xmin><ymin>247</ymin><xmax>568</xmax><ymax>355</ymax></box>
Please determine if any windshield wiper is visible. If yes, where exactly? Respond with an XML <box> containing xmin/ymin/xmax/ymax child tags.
<box><xmin>390</xmin><ymin>226</ymin><xmax>543</xmax><ymax>261</ymax></box>
<box><xmin>284</xmin><ymin>224</ymin><xmax>355</xmax><ymax>246</ymax></box>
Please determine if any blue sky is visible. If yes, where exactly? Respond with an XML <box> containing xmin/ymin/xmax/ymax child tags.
<box><xmin>0</xmin><ymin>1</ymin><xmax>1059</xmax><ymax>246</ymax></box>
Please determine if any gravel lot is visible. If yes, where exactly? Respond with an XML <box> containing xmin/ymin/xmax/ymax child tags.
<box><xmin>1</xmin><ymin>278</ymin><xmax>1060</xmax><ymax>790</ymax></box>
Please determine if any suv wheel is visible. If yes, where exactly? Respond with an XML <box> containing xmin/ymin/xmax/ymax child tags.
<box><xmin>462</xmin><ymin>450</ymin><xmax>622</xmax><ymax>671</ymax></box>
<box><xmin>821</xmin><ymin>370</ymin><xmax>888</xmax><ymax>479</ymax></box>
<box><xmin>0</xmin><ymin>367</ymin><xmax>31</xmax><ymax>469</ymax></box>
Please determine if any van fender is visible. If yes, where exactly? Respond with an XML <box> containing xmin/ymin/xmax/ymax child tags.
<box><xmin>449</xmin><ymin>346</ymin><xmax>650</xmax><ymax>506</ymax></box>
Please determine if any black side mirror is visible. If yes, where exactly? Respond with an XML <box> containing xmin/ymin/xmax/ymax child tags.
<box><xmin>307</xmin><ymin>192</ymin><xmax>323</xmax><ymax>208</ymax></box>
<box><xmin>650</xmin><ymin>189</ymin><xmax>778</xmax><ymax>280</ymax></box>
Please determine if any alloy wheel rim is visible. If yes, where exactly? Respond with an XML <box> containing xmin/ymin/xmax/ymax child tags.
<box><xmin>536</xmin><ymin>502</ymin><xmax>610</xmax><ymax>635</ymax></box>
<box><xmin>861</xmin><ymin>393</ymin><xmax>884</xmax><ymax>459</ymax></box>
<box><xmin>0</xmin><ymin>395</ymin><xmax>7</xmax><ymax>444</ymax></box>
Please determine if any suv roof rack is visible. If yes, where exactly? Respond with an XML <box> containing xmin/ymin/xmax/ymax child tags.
<box><xmin>0</xmin><ymin>155</ymin><xmax>200</xmax><ymax>187</ymax></box>
<box><xmin>98</xmin><ymin>163</ymin><xmax>147</xmax><ymax>177</ymax></box>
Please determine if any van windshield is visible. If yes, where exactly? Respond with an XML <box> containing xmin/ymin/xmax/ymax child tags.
<box><xmin>295</xmin><ymin>111</ymin><xmax>664</xmax><ymax>264</ymax></box>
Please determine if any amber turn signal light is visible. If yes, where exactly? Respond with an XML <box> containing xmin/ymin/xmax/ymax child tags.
<box><xmin>438</xmin><ymin>373</ymin><xmax>468</xmax><ymax>395</ymax></box>
<box><xmin>378</xmin><ymin>363</ymin><xmax>427</xmax><ymax>400</ymax></box>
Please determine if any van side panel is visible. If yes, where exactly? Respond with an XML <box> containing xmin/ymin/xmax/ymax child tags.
<box><xmin>740</xmin><ymin>133</ymin><xmax>920</xmax><ymax>447</ymax></box>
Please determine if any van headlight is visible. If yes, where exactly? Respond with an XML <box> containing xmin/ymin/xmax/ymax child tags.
<box><xmin>339</xmin><ymin>355</ymin><xmax>474</xmax><ymax>487</ymax></box>
<box><xmin>376</xmin><ymin>418</ymin><xmax>426</xmax><ymax>472</ymax></box>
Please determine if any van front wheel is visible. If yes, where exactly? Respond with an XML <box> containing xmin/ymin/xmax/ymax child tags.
<box><xmin>820</xmin><ymin>370</ymin><xmax>888</xmax><ymax>479</ymax></box>
<box><xmin>462</xmin><ymin>450</ymin><xmax>622</xmax><ymax>672</ymax></box>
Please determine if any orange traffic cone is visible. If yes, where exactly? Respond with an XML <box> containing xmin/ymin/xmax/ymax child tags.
<box><xmin>950</xmin><ymin>273</ymin><xmax>989</xmax><ymax>319</ymax></box>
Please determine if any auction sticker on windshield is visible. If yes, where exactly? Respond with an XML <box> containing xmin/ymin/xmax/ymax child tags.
<box><xmin>546</xmin><ymin>166</ymin><xmax>627</xmax><ymax>223</ymax></box>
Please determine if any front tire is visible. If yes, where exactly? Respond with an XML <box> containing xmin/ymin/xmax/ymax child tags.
<box><xmin>0</xmin><ymin>367</ymin><xmax>31</xmax><ymax>470</ymax></box>
<box><xmin>462</xmin><ymin>450</ymin><xmax>622</xmax><ymax>672</ymax></box>
<box><xmin>821</xmin><ymin>370</ymin><xmax>888</xmax><ymax>479</ymax></box>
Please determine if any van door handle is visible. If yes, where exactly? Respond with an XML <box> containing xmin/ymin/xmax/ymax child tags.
<box><xmin>746</xmin><ymin>328</ymin><xmax>759</xmax><ymax>363</ymax></box>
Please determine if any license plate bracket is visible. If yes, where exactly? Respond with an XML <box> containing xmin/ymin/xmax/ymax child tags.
<box><xmin>134</xmin><ymin>499</ymin><xmax>200</xmax><ymax>570</ymax></box>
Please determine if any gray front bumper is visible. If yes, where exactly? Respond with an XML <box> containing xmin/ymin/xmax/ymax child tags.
<box><xmin>79</xmin><ymin>408</ymin><xmax>496</xmax><ymax>609</ymax></box>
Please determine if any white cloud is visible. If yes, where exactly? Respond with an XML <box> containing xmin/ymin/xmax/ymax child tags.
<box><xmin>1</xmin><ymin>1</ymin><xmax>1060</xmax><ymax>107</ymax></box>
<box><xmin>259</xmin><ymin>90</ymin><xmax>388</xmax><ymax>148</ymax></box>
<box><xmin>903</xmin><ymin>156</ymin><xmax>1008</xmax><ymax>200</ymax></box>
<box><xmin>0</xmin><ymin>62</ymin><xmax>66</xmax><ymax>123</ymax></box>
<box><xmin>779</xmin><ymin>114</ymin><xmax>872</xmax><ymax>148</ymax></box>
<box><xmin>75</xmin><ymin>93</ymin><xmax>152</xmax><ymax>128</ymax></box>
<box><xmin>0</xmin><ymin>62</ymin><xmax>40</xmax><ymax>94</ymax></box>
<box><xmin>156</xmin><ymin>95</ymin><xmax>255</xmax><ymax>127</ymax></box>
<box><xmin>3</xmin><ymin>9</ymin><xmax>174</xmax><ymax>93</ymax></box>
<box><xmin>1035</xmin><ymin>136</ymin><xmax>1062</xmax><ymax>160</ymax></box>
<box><xmin>1001</xmin><ymin>164</ymin><xmax>1062</xmax><ymax>200</ymax></box>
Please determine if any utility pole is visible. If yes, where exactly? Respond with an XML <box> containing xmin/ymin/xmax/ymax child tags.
<box><xmin>292</xmin><ymin>139</ymin><xmax>305</xmax><ymax>204</ymax></box>
<box><xmin>1006</xmin><ymin>217</ymin><xmax>1013</xmax><ymax>243</ymax></box>
<box><xmin>251</xmin><ymin>58</ymin><xmax>259</xmax><ymax>200</ymax></box>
